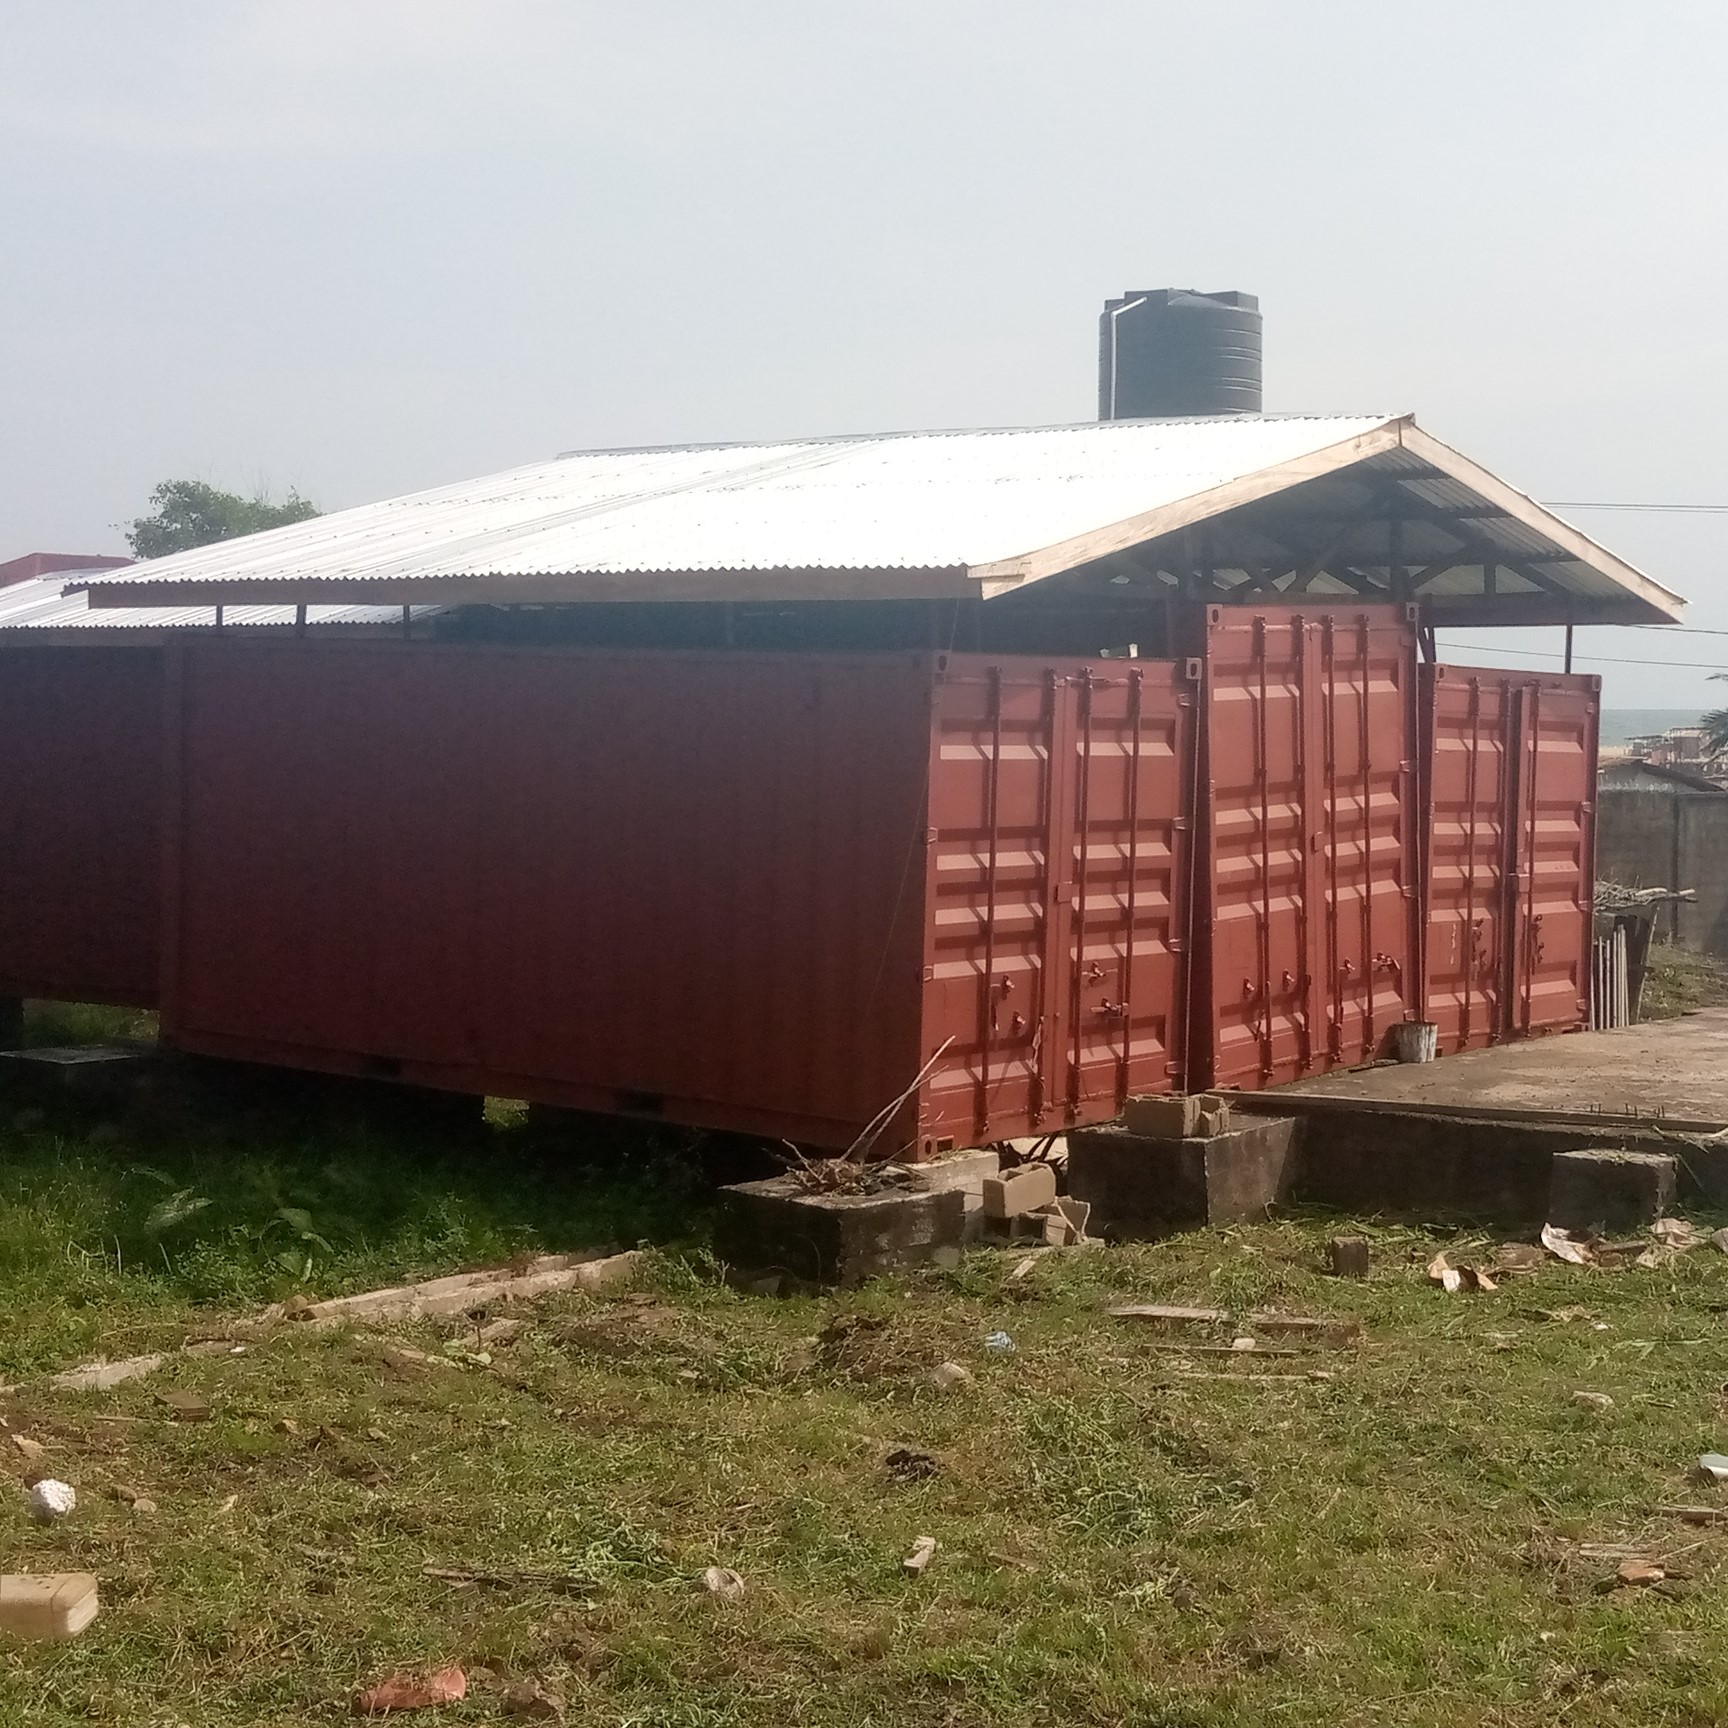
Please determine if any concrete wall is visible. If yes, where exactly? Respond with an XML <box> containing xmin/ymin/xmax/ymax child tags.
<box><xmin>1597</xmin><ymin>787</ymin><xmax>1728</xmax><ymax>953</ymax></box>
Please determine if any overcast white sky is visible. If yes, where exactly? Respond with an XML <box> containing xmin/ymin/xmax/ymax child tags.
<box><xmin>2</xmin><ymin>1</ymin><xmax>1724</xmax><ymax>706</ymax></box>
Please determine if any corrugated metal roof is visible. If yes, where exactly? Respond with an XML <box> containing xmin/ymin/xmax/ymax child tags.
<box><xmin>70</xmin><ymin>414</ymin><xmax>1685</xmax><ymax>626</ymax></box>
<box><xmin>76</xmin><ymin>416</ymin><xmax>1394</xmax><ymax>586</ymax></box>
<box><xmin>0</xmin><ymin>573</ymin><xmax>438</xmax><ymax>634</ymax></box>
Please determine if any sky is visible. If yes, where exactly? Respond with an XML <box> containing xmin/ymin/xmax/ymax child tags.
<box><xmin>2</xmin><ymin>1</ymin><xmax>1724</xmax><ymax>707</ymax></box>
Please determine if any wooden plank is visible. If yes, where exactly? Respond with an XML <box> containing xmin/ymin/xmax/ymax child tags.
<box><xmin>968</xmin><ymin>422</ymin><xmax>1411</xmax><ymax>590</ymax></box>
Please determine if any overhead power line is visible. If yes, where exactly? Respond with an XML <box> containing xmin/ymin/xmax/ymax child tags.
<box><xmin>1543</xmin><ymin>500</ymin><xmax>1728</xmax><ymax>514</ymax></box>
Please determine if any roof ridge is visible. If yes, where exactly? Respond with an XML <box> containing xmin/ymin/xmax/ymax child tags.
<box><xmin>553</xmin><ymin>412</ymin><xmax>1402</xmax><ymax>462</ymax></box>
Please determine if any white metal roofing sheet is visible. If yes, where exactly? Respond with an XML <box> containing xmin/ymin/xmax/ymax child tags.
<box><xmin>68</xmin><ymin>414</ymin><xmax>1684</xmax><ymax>625</ymax></box>
<box><xmin>0</xmin><ymin>573</ymin><xmax>436</xmax><ymax>632</ymax></box>
<box><xmin>78</xmin><ymin>416</ymin><xmax>1397</xmax><ymax>588</ymax></box>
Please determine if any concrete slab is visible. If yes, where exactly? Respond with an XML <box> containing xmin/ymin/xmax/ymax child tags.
<box><xmin>0</xmin><ymin>1044</ymin><xmax>155</xmax><ymax>1096</ymax></box>
<box><xmin>1068</xmin><ymin>1116</ymin><xmax>1299</xmax><ymax>1238</ymax></box>
<box><xmin>1253</xmin><ymin>1010</ymin><xmax>1728</xmax><ymax>1132</ymax></box>
<box><xmin>714</xmin><ymin>1176</ymin><xmax>965</xmax><ymax>1288</ymax></box>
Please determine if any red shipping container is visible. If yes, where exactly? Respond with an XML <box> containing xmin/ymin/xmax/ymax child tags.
<box><xmin>1420</xmin><ymin>664</ymin><xmax>1598</xmax><ymax>1052</ymax></box>
<box><xmin>1187</xmin><ymin>604</ymin><xmax>1422</xmax><ymax>1089</ymax></box>
<box><xmin>160</xmin><ymin>640</ymin><xmax>1195</xmax><ymax>1152</ymax></box>
<box><xmin>0</xmin><ymin>646</ymin><xmax>162</xmax><ymax>1008</ymax></box>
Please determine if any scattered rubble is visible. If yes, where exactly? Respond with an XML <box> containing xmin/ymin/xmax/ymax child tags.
<box><xmin>1327</xmin><ymin>1237</ymin><xmax>1371</xmax><ymax>1278</ymax></box>
<box><xmin>1108</xmin><ymin>1303</ymin><xmax>1229</xmax><ymax>1327</ymax></box>
<box><xmin>1493</xmin><ymin>1243</ymin><xmax>1547</xmax><ymax>1276</ymax></box>
<box><xmin>273</xmin><ymin>1250</ymin><xmax>641</xmax><ymax>1327</ymax></box>
<box><xmin>901</xmin><ymin>1535</ymin><xmax>937</xmax><ymax>1576</ymax></box>
<box><xmin>354</xmin><ymin>1665</ymin><xmax>468</xmax><ymax>1713</ymax></box>
<box><xmin>884</xmin><ymin>1447</ymin><xmax>939</xmax><ymax>1483</ymax></box>
<box><xmin>1572</xmin><ymin>1391</ymin><xmax>1615</xmax><ymax>1414</ymax></box>
<box><xmin>0</xmin><ymin>1573</ymin><xmax>99</xmax><ymax>1641</ymax></box>
<box><xmin>1108</xmin><ymin>1304</ymin><xmax>1361</xmax><ymax>1347</ymax></box>
<box><xmin>1540</xmin><ymin>1224</ymin><xmax>1593</xmax><ymax>1266</ymax></box>
<box><xmin>700</xmin><ymin>1566</ymin><xmax>746</xmax><ymax>1600</ymax></box>
<box><xmin>982</xmin><ymin>1164</ymin><xmax>1057</xmax><ymax>1221</ymax></box>
<box><xmin>156</xmin><ymin>1389</ymin><xmax>212</xmax><ymax>1423</ymax></box>
<box><xmin>1658</xmin><ymin>1505</ymin><xmax>1728</xmax><ymax>1525</ymax></box>
<box><xmin>422</xmin><ymin>1564</ymin><xmax>592</xmax><ymax>1596</ymax></box>
<box><xmin>1122</xmin><ymin>1093</ymin><xmax>1233</xmax><ymax>1139</ymax></box>
<box><xmin>27</xmin><ymin>1479</ymin><xmax>76</xmax><ymax>1523</ymax></box>
<box><xmin>1427</xmin><ymin>1251</ymin><xmax>1497</xmax><ymax>1294</ymax></box>
<box><xmin>48</xmin><ymin>1354</ymin><xmax>165</xmax><ymax>1393</ymax></box>
<box><xmin>502</xmin><ymin>1681</ymin><xmax>566</xmax><ymax>1721</ymax></box>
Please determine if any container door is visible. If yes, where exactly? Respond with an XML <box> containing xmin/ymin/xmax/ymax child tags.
<box><xmin>1505</xmin><ymin>679</ymin><xmax>1598</xmax><ymax>1038</ymax></box>
<box><xmin>919</xmin><ymin>657</ymin><xmax>1193</xmax><ymax>1149</ymax></box>
<box><xmin>1059</xmin><ymin>664</ymin><xmax>1195</xmax><ymax>1122</ymax></box>
<box><xmin>1199</xmin><ymin>607</ymin><xmax>1420</xmax><ymax>1090</ymax></box>
<box><xmin>1419</xmin><ymin>666</ymin><xmax>1512</xmax><ymax>1053</ymax></box>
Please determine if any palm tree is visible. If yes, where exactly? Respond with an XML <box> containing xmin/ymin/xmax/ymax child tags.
<box><xmin>1703</xmin><ymin>673</ymin><xmax>1728</xmax><ymax>760</ymax></box>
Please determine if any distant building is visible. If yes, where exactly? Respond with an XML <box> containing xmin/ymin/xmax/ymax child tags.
<box><xmin>0</xmin><ymin>552</ymin><xmax>131</xmax><ymax>589</ymax></box>
<box><xmin>1617</xmin><ymin>723</ymin><xmax>1720</xmax><ymax>781</ymax></box>
<box><xmin>1597</xmin><ymin>759</ymin><xmax>1728</xmax><ymax>954</ymax></box>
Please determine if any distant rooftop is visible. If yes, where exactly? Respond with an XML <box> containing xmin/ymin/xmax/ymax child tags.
<box><xmin>0</xmin><ymin>551</ymin><xmax>130</xmax><ymax>588</ymax></box>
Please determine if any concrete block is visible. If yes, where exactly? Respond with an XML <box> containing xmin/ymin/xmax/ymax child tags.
<box><xmin>1040</xmin><ymin>1210</ymin><xmax>1075</xmax><ymax>1246</ymax></box>
<box><xmin>1327</xmin><ymin>1236</ymin><xmax>1371</xmax><ymax>1278</ymax></box>
<box><xmin>1549</xmin><ymin>1148</ymin><xmax>1679</xmax><ymax>1233</ymax></box>
<box><xmin>904</xmin><ymin>1148</ymin><xmax>999</xmax><ymax>1198</ymax></box>
<box><xmin>1123</xmin><ymin>1094</ymin><xmax>1232</xmax><ymax>1140</ymax></box>
<box><xmin>714</xmin><ymin>1176</ymin><xmax>964</xmax><ymax>1288</ymax></box>
<box><xmin>1068</xmin><ymin>1116</ymin><xmax>1299</xmax><ymax>1239</ymax></box>
<box><xmin>1048</xmin><ymin>1195</ymin><xmax>1091</xmax><ymax>1237</ymax></box>
<box><xmin>1123</xmin><ymin>1095</ymin><xmax>1201</xmax><ymax>1138</ymax></box>
<box><xmin>0</xmin><ymin>1044</ymin><xmax>154</xmax><ymax>1100</ymax></box>
<box><xmin>982</xmin><ymin>1162</ymin><xmax>1058</xmax><ymax>1219</ymax></box>
<box><xmin>907</xmin><ymin>1149</ymin><xmax>1000</xmax><ymax>1243</ymax></box>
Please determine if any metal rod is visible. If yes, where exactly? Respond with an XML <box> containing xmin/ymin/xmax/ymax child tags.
<box><xmin>1564</xmin><ymin>622</ymin><xmax>1575</xmax><ymax>674</ymax></box>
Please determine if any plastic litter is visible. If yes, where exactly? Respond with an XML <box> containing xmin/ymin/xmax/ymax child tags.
<box><xmin>984</xmin><ymin>1331</ymin><xmax>1015</xmax><ymax>1353</ymax></box>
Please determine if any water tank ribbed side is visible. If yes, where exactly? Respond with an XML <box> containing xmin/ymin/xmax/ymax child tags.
<box><xmin>1098</xmin><ymin>290</ymin><xmax>1263</xmax><ymax>418</ymax></box>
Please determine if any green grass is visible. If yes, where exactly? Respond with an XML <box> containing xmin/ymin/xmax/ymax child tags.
<box><xmin>7</xmin><ymin>1060</ymin><xmax>1728</xmax><ymax>1724</ymax></box>
<box><xmin>1639</xmin><ymin>941</ymin><xmax>1728</xmax><ymax>1022</ymax></box>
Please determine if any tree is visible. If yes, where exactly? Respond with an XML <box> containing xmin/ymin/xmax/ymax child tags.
<box><xmin>1703</xmin><ymin>672</ymin><xmax>1728</xmax><ymax>760</ymax></box>
<box><xmin>126</xmin><ymin>479</ymin><xmax>319</xmax><ymax>559</ymax></box>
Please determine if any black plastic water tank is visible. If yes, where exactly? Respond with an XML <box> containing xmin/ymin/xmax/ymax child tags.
<box><xmin>1098</xmin><ymin>289</ymin><xmax>1262</xmax><ymax>418</ymax></box>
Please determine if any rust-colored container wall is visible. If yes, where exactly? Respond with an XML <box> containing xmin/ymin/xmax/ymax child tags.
<box><xmin>0</xmin><ymin>647</ymin><xmax>162</xmax><ymax>1008</ymax></box>
<box><xmin>1420</xmin><ymin>665</ymin><xmax>1599</xmax><ymax>1052</ymax></box>
<box><xmin>1189</xmin><ymin>605</ymin><xmax>1421</xmax><ymax>1090</ymax></box>
<box><xmin>161</xmin><ymin>641</ymin><xmax>1194</xmax><ymax>1152</ymax></box>
<box><xmin>921</xmin><ymin>659</ymin><xmax>1195</xmax><ymax>1146</ymax></box>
